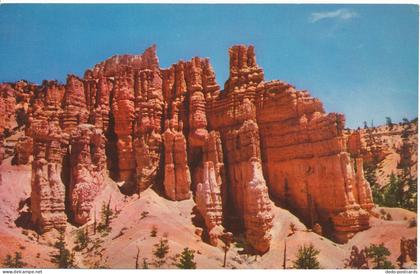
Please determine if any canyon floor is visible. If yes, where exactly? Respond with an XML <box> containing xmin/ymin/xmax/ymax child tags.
<box><xmin>0</xmin><ymin>155</ymin><xmax>416</xmax><ymax>269</ymax></box>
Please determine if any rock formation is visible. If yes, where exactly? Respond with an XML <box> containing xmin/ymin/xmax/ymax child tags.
<box><xmin>162</xmin><ymin>120</ymin><xmax>192</xmax><ymax>201</ymax></box>
<box><xmin>195</xmin><ymin>131</ymin><xmax>225</xmax><ymax>246</ymax></box>
<box><xmin>62</xmin><ymin>75</ymin><xmax>89</xmax><ymax>133</ymax></box>
<box><xmin>70</xmin><ymin>124</ymin><xmax>106</xmax><ymax>225</ymax></box>
<box><xmin>133</xmin><ymin>69</ymin><xmax>164</xmax><ymax>192</ymax></box>
<box><xmin>14</xmin><ymin>136</ymin><xmax>33</xmax><ymax>165</ymax></box>
<box><xmin>398</xmin><ymin>237</ymin><xmax>417</xmax><ymax>267</ymax></box>
<box><xmin>0</xmin><ymin>83</ymin><xmax>17</xmax><ymax>135</ymax></box>
<box><xmin>112</xmin><ymin>74</ymin><xmax>136</xmax><ymax>181</ymax></box>
<box><xmin>30</xmin><ymin>116</ymin><xmax>69</xmax><ymax>232</ymax></box>
<box><xmin>0</xmin><ymin>44</ymin><xmax>377</xmax><ymax>250</ymax></box>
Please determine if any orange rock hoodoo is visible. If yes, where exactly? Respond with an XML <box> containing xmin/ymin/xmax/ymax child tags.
<box><xmin>0</xmin><ymin>45</ymin><xmax>374</xmax><ymax>252</ymax></box>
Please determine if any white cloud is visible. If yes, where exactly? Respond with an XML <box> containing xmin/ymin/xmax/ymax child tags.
<box><xmin>309</xmin><ymin>9</ymin><xmax>358</xmax><ymax>23</ymax></box>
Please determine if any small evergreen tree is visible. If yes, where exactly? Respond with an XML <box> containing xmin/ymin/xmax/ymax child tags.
<box><xmin>363</xmin><ymin>121</ymin><xmax>368</xmax><ymax>129</ymax></box>
<box><xmin>344</xmin><ymin>246</ymin><xmax>368</xmax><ymax>269</ymax></box>
<box><xmin>2</xmin><ymin>252</ymin><xmax>27</xmax><ymax>268</ymax></box>
<box><xmin>366</xmin><ymin>243</ymin><xmax>394</xmax><ymax>269</ymax></box>
<box><xmin>98</xmin><ymin>197</ymin><xmax>113</xmax><ymax>233</ymax></box>
<box><xmin>176</xmin><ymin>248</ymin><xmax>196</xmax><ymax>269</ymax></box>
<box><xmin>382</xmin><ymin>173</ymin><xmax>405</xmax><ymax>207</ymax></box>
<box><xmin>293</xmin><ymin>243</ymin><xmax>320</xmax><ymax>269</ymax></box>
<box><xmin>153</xmin><ymin>236</ymin><xmax>170</xmax><ymax>267</ymax></box>
<box><xmin>386</xmin><ymin>117</ymin><xmax>393</xmax><ymax>129</ymax></box>
<box><xmin>150</xmin><ymin>225</ymin><xmax>158</xmax><ymax>237</ymax></box>
<box><xmin>50</xmin><ymin>229</ymin><xmax>76</xmax><ymax>268</ymax></box>
<box><xmin>74</xmin><ymin>228</ymin><xmax>89</xmax><ymax>251</ymax></box>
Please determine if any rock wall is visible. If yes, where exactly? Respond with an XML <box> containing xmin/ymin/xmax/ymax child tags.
<box><xmin>0</xmin><ymin>44</ymin><xmax>375</xmax><ymax>249</ymax></box>
<box><xmin>254</xmin><ymin>74</ymin><xmax>373</xmax><ymax>242</ymax></box>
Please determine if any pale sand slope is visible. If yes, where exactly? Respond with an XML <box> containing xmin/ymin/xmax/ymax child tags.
<box><xmin>0</xmin><ymin>158</ymin><xmax>416</xmax><ymax>269</ymax></box>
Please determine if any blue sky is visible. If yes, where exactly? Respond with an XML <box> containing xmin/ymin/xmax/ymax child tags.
<box><xmin>0</xmin><ymin>4</ymin><xmax>418</xmax><ymax>128</ymax></box>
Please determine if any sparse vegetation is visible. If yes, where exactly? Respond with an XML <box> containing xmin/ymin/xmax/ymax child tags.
<box><xmin>365</xmin><ymin>118</ymin><xmax>417</xmax><ymax>212</ymax></box>
<box><xmin>363</xmin><ymin>121</ymin><xmax>368</xmax><ymax>129</ymax></box>
<box><xmin>50</xmin><ymin>229</ymin><xmax>76</xmax><ymax>268</ymax></box>
<box><xmin>175</xmin><ymin>247</ymin><xmax>196</xmax><ymax>269</ymax></box>
<box><xmin>140</xmin><ymin>211</ymin><xmax>149</xmax><ymax>220</ymax></box>
<box><xmin>373</xmin><ymin>173</ymin><xmax>417</xmax><ymax>212</ymax></box>
<box><xmin>344</xmin><ymin>246</ymin><xmax>368</xmax><ymax>269</ymax></box>
<box><xmin>150</xmin><ymin>225</ymin><xmax>158</xmax><ymax>237</ymax></box>
<box><xmin>293</xmin><ymin>243</ymin><xmax>320</xmax><ymax>269</ymax></box>
<box><xmin>366</xmin><ymin>243</ymin><xmax>394</xmax><ymax>269</ymax></box>
<box><xmin>152</xmin><ymin>236</ymin><xmax>170</xmax><ymax>268</ymax></box>
<box><xmin>2</xmin><ymin>252</ymin><xmax>27</xmax><ymax>268</ymax></box>
<box><xmin>385</xmin><ymin>117</ymin><xmax>393</xmax><ymax>129</ymax></box>
<box><xmin>74</xmin><ymin>227</ymin><xmax>89</xmax><ymax>251</ymax></box>
<box><xmin>91</xmin><ymin>255</ymin><xmax>109</xmax><ymax>269</ymax></box>
<box><xmin>98</xmin><ymin>197</ymin><xmax>114</xmax><ymax>234</ymax></box>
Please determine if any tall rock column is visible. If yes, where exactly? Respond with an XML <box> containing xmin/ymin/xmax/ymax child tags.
<box><xmin>133</xmin><ymin>69</ymin><xmax>164</xmax><ymax>192</ymax></box>
<box><xmin>187</xmin><ymin>58</ymin><xmax>209</xmax><ymax>147</ymax></box>
<box><xmin>244</xmin><ymin>158</ymin><xmax>274</xmax><ymax>253</ymax></box>
<box><xmin>112</xmin><ymin>74</ymin><xmax>135</xmax><ymax>181</ymax></box>
<box><xmin>196</xmin><ymin>131</ymin><xmax>226</xmax><ymax>246</ymax></box>
<box><xmin>162</xmin><ymin>119</ymin><xmax>191</xmax><ymax>201</ymax></box>
<box><xmin>223</xmin><ymin>100</ymin><xmax>274</xmax><ymax>254</ymax></box>
<box><xmin>61</xmin><ymin>75</ymin><xmax>89</xmax><ymax>133</ymax></box>
<box><xmin>31</xmin><ymin>116</ymin><xmax>69</xmax><ymax>233</ymax></box>
<box><xmin>70</xmin><ymin>124</ymin><xmax>106</xmax><ymax>225</ymax></box>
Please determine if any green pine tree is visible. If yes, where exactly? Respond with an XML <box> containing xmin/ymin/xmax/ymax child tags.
<box><xmin>50</xmin><ymin>229</ymin><xmax>76</xmax><ymax>268</ymax></box>
<box><xmin>176</xmin><ymin>248</ymin><xmax>196</xmax><ymax>269</ymax></box>
<box><xmin>366</xmin><ymin>243</ymin><xmax>394</xmax><ymax>269</ymax></box>
<box><xmin>293</xmin><ymin>243</ymin><xmax>320</xmax><ymax>269</ymax></box>
<box><xmin>98</xmin><ymin>197</ymin><xmax>113</xmax><ymax>233</ymax></box>
<box><xmin>74</xmin><ymin>228</ymin><xmax>89</xmax><ymax>251</ymax></box>
<box><xmin>2</xmin><ymin>252</ymin><xmax>27</xmax><ymax>268</ymax></box>
<box><xmin>153</xmin><ymin>237</ymin><xmax>170</xmax><ymax>267</ymax></box>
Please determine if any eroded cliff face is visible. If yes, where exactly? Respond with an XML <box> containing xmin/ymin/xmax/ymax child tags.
<box><xmin>0</xmin><ymin>44</ymin><xmax>375</xmax><ymax>252</ymax></box>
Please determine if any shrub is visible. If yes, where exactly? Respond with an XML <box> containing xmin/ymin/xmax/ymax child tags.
<box><xmin>140</xmin><ymin>211</ymin><xmax>149</xmax><ymax>220</ymax></box>
<box><xmin>366</xmin><ymin>243</ymin><xmax>394</xmax><ymax>269</ymax></box>
<box><xmin>150</xmin><ymin>225</ymin><xmax>158</xmax><ymax>237</ymax></box>
<box><xmin>98</xmin><ymin>198</ymin><xmax>114</xmax><ymax>233</ymax></box>
<box><xmin>153</xmin><ymin>236</ymin><xmax>170</xmax><ymax>267</ymax></box>
<box><xmin>50</xmin><ymin>229</ymin><xmax>76</xmax><ymax>268</ymax></box>
<box><xmin>2</xmin><ymin>252</ymin><xmax>27</xmax><ymax>268</ymax></box>
<box><xmin>74</xmin><ymin>228</ymin><xmax>89</xmax><ymax>251</ymax></box>
<box><xmin>293</xmin><ymin>243</ymin><xmax>320</xmax><ymax>269</ymax></box>
<box><xmin>176</xmin><ymin>248</ymin><xmax>196</xmax><ymax>269</ymax></box>
<box><xmin>344</xmin><ymin>246</ymin><xmax>368</xmax><ymax>269</ymax></box>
